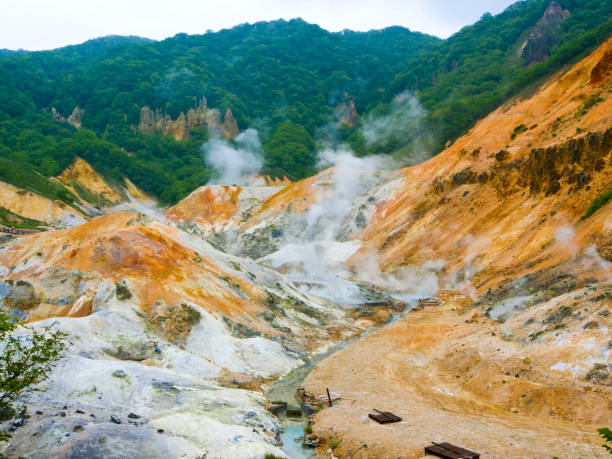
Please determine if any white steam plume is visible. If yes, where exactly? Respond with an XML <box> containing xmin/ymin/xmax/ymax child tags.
<box><xmin>203</xmin><ymin>129</ymin><xmax>263</xmax><ymax>186</ymax></box>
<box><xmin>360</xmin><ymin>91</ymin><xmax>433</xmax><ymax>165</ymax></box>
<box><xmin>257</xmin><ymin>147</ymin><xmax>445</xmax><ymax>305</ymax></box>
<box><xmin>302</xmin><ymin>149</ymin><xmax>397</xmax><ymax>241</ymax></box>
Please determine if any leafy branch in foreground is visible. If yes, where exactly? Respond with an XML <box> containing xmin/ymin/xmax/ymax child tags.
<box><xmin>599</xmin><ymin>428</ymin><xmax>612</xmax><ymax>454</ymax></box>
<box><xmin>0</xmin><ymin>312</ymin><xmax>68</xmax><ymax>442</ymax></box>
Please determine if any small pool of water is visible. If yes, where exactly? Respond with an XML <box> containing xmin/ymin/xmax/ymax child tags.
<box><xmin>279</xmin><ymin>423</ymin><xmax>316</xmax><ymax>459</ymax></box>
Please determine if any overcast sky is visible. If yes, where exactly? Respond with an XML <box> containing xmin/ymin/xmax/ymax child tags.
<box><xmin>2</xmin><ymin>0</ymin><xmax>518</xmax><ymax>51</ymax></box>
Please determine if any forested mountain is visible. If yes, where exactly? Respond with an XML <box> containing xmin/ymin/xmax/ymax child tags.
<box><xmin>0</xmin><ymin>0</ymin><xmax>610</xmax><ymax>204</ymax></box>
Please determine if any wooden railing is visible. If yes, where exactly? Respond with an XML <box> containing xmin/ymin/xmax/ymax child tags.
<box><xmin>0</xmin><ymin>225</ymin><xmax>40</xmax><ymax>235</ymax></box>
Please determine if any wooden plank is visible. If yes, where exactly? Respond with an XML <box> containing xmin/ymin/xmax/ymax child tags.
<box><xmin>425</xmin><ymin>442</ymin><xmax>480</xmax><ymax>459</ymax></box>
<box><xmin>368</xmin><ymin>413</ymin><xmax>394</xmax><ymax>424</ymax></box>
<box><xmin>377</xmin><ymin>410</ymin><xmax>402</xmax><ymax>422</ymax></box>
<box><xmin>369</xmin><ymin>409</ymin><xmax>402</xmax><ymax>424</ymax></box>
<box><xmin>435</xmin><ymin>442</ymin><xmax>479</xmax><ymax>458</ymax></box>
<box><xmin>424</xmin><ymin>444</ymin><xmax>463</xmax><ymax>459</ymax></box>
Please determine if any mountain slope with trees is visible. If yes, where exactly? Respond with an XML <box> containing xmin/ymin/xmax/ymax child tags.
<box><xmin>0</xmin><ymin>0</ymin><xmax>610</xmax><ymax>204</ymax></box>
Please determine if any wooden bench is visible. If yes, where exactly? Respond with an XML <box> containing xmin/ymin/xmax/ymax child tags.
<box><xmin>425</xmin><ymin>442</ymin><xmax>480</xmax><ymax>458</ymax></box>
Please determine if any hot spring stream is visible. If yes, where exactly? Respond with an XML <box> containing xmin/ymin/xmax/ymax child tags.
<box><xmin>267</xmin><ymin>308</ymin><xmax>410</xmax><ymax>458</ymax></box>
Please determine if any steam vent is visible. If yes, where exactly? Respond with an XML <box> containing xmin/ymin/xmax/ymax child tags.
<box><xmin>0</xmin><ymin>2</ymin><xmax>611</xmax><ymax>458</ymax></box>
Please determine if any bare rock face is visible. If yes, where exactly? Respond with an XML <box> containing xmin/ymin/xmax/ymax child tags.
<box><xmin>520</xmin><ymin>0</ymin><xmax>570</xmax><ymax>65</ymax></box>
<box><xmin>138</xmin><ymin>97</ymin><xmax>238</xmax><ymax>141</ymax></box>
<box><xmin>591</xmin><ymin>50</ymin><xmax>612</xmax><ymax>85</ymax></box>
<box><xmin>221</xmin><ymin>108</ymin><xmax>239</xmax><ymax>139</ymax></box>
<box><xmin>334</xmin><ymin>100</ymin><xmax>360</xmax><ymax>127</ymax></box>
<box><xmin>2</xmin><ymin>280</ymin><xmax>39</xmax><ymax>310</ymax></box>
<box><xmin>51</xmin><ymin>106</ymin><xmax>84</xmax><ymax>129</ymax></box>
<box><xmin>67</xmin><ymin>107</ymin><xmax>84</xmax><ymax>129</ymax></box>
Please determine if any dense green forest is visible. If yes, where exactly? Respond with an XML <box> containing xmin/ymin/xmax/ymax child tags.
<box><xmin>0</xmin><ymin>0</ymin><xmax>610</xmax><ymax>204</ymax></box>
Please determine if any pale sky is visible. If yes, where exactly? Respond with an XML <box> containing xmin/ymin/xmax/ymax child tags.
<box><xmin>2</xmin><ymin>0</ymin><xmax>517</xmax><ymax>51</ymax></box>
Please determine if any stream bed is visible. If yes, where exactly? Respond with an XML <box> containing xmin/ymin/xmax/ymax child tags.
<box><xmin>268</xmin><ymin>304</ymin><xmax>413</xmax><ymax>458</ymax></box>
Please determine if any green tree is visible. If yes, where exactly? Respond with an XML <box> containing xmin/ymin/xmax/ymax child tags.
<box><xmin>263</xmin><ymin>121</ymin><xmax>316</xmax><ymax>180</ymax></box>
<box><xmin>0</xmin><ymin>313</ymin><xmax>68</xmax><ymax>442</ymax></box>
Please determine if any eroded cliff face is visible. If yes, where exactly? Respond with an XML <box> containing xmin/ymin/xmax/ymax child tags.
<box><xmin>298</xmin><ymin>35</ymin><xmax>612</xmax><ymax>459</ymax></box>
<box><xmin>51</xmin><ymin>106</ymin><xmax>84</xmax><ymax>129</ymax></box>
<box><xmin>57</xmin><ymin>157</ymin><xmax>125</xmax><ymax>206</ymax></box>
<box><xmin>138</xmin><ymin>97</ymin><xmax>239</xmax><ymax>141</ymax></box>
<box><xmin>334</xmin><ymin>99</ymin><xmax>359</xmax><ymax>127</ymax></box>
<box><xmin>520</xmin><ymin>0</ymin><xmax>570</xmax><ymax>65</ymax></box>
<box><xmin>165</xmin><ymin>184</ymin><xmax>285</xmax><ymax>236</ymax></box>
<box><xmin>357</xmin><ymin>37</ymin><xmax>612</xmax><ymax>286</ymax></box>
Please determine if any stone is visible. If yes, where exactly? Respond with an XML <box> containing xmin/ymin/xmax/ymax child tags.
<box><xmin>0</xmin><ymin>280</ymin><xmax>11</xmax><ymax>299</ymax></box>
<box><xmin>268</xmin><ymin>403</ymin><xmax>286</xmax><ymax>416</ymax></box>
<box><xmin>4</xmin><ymin>280</ymin><xmax>39</xmax><ymax>310</ymax></box>
<box><xmin>112</xmin><ymin>369</ymin><xmax>127</xmax><ymax>378</ymax></box>
<box><xmin>152</xmin><ymin>381</ymin><xmax>179</xmax><ymax>392</ymax></box>
<box><xmin>137</xmin><ymin>97</ymin><xmax>239</xmax><ymax>141</ymax></box>
<box><xmin>301</xmin><ymin>403</ymin><xmax>317</xmax><ymax>416</ymax></box>
<box><xmin>260</xmin><ymin>311</ymin><xmax>275</xmax><ymax>322</ymax></box>
<box><xmin>115</xmin><ymin>279</ymin><xmax>132</xmax><ymax>301</ymax></box>
<box><xmin>105</xmin><ymin>340</ymin><xmax>156</xmax><ymax>361</ymax></box>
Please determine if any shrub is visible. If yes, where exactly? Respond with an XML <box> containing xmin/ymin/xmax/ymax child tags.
<box><xmin>0</xmin><ymin>313</ymin><xmax>68</xmax><ymax>442</ymax></box>
<box><xmin>328</xmin><ymin>437</ymin><xmax>343</xmax><ymax>449</ymax></box>
<box><xmin>581</xmin><ymin>188</ymin><xmax>612</xmax><ymax>220</ymax></box>
<box><xmin>511</xmin><ymin>123</ymin><xmax>528</xmax><ymax>140</ymax></box>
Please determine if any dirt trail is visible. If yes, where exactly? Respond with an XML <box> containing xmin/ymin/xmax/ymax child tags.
<box><xmin>304</xmin><ymin>293</ymin><xmax>611</xmax><ymax>458</ymax></box>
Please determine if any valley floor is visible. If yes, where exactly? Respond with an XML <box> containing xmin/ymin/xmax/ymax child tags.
<box><xmin>304</xmin><ymin>292</ymin><xmax>611</xmax><ymax>458</ymax></box>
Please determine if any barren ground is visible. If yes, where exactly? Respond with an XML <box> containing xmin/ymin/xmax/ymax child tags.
<box><xmin>304</xmin><ymin>292</ymin><xmax>611</xmax><ymax>458</ymax></box>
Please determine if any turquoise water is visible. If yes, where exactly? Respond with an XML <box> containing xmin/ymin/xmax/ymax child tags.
<box><xmin>279</xmin><ymin>424</ymin><xmax>315</xmax><ymax>459</ymax></box>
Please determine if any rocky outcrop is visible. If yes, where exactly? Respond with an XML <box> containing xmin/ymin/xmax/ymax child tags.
<box><xmin>221</xmin><ymin>107</ymin><xmax>239</xmax><ymax>138</ymax></box>
<box><xmin>522</xmin><ymin>129</ymin><xmax>611</xmax><ymax>196</ymax></box>
<box><xmin>591</xmin><ymin>49</ymin><xmax>612</xmax><ymax>85</ymax></box>
<box><xmin>138</xmin><ymin>97</ymin><xmax>238</xmax><ymax>141</ymax></box>
<box><xmin>165</xmin><ymin>183</ymin><xmax>284</xmax><ymax>235</ymax></box>
<box><xmin>520</xmin><ymin>0</ymin><xmax>570</xmax><ymax>65</ymax></box>
<box><xmin>57</xmin><ymin>157</ymin><xmax>124</xmax><ymax>206</ymax></box>
<box><xmin>51</xmin><ymin>106</ymin><xmax>84</xmax><ymax>129</ymax></box>
<box><xmin>334</xmin><ymin>100</ymin><xmax>360</xmax><ymax>127</ymax></box>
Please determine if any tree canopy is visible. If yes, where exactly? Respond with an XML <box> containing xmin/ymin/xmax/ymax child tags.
<box><xmin>0</xmin><ymin>0</ymin><xmax>610</xmax><ymax>204</ymax></box>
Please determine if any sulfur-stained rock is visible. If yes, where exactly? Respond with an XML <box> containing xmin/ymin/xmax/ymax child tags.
<box><xmin>4</xmin><ymin>280</ymin><xmax>39</xmax><ymax>310</ymax></box>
